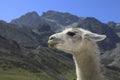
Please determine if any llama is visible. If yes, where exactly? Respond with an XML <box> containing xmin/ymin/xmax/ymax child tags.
<box><xmin>48</xmin><ymin>28</ymin><xmax>106</xmax><ymax>80</ymax></box>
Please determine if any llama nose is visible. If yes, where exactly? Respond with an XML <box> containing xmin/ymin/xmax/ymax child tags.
<box><xmin>49</xmin><ymin>36</ymin><xmax>56</xmax><ymax>40</ymax></box>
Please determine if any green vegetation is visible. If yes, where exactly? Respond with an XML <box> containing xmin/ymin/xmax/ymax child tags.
<box><xmin>0</xmin><ymin>68</ymin><xmax>56</xmax><ymax>80</ymax></box>
<box><xmin>0</xmin><ymin>48</ymin><xmax>76</xmax><ymax>80</ymax></box>
<box><xmin>104</xmin><ymin>68</ymin><xmax>120</xmax><ymax>80</ymax></box>
<box><xmin>0</xmin><ymin>68</ymin><xmax>76</xmax><ymax>80</ymax></box>
<box><xmin>60</xmin><ymin>71</ymin><xmax>76</xmax><ymax>80</ymax></box>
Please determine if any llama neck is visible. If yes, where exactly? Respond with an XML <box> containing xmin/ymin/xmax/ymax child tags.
<box><xmin>73</xmin><ymin>48</ymin><xmax>101</xmax><ymax>80</ymax></box>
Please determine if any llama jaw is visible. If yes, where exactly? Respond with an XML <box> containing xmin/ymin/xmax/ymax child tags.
<box><xmin>48</xmin><ymin>40</ymin><xmax>58</xmax><ymax>49</ymax></box>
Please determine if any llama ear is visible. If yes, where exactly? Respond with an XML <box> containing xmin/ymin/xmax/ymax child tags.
<box><xmin>85</xmin><ymin>32</ymin><xmax>106</xmax><ymax>41</ymax></box>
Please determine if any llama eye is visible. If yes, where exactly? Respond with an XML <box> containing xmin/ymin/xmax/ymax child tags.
<box><xmin>67</xmin><ymin>32</ymin><xmax>75</xmax><ymax>36</ymax></box>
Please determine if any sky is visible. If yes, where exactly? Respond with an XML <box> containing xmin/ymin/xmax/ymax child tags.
<box><xmin>0</xmin><ymin>0</ymin><xmax>120</xmax><ymax>23</ymax></box>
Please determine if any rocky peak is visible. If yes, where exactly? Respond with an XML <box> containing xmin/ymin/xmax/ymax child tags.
<box><xmin>108</xmin><ymin>21</ymin><xmax>120</xmax><ymax>33</ymax></box>
<box><xmin>11</xmin><ymin>11</ymin><xmax>41</xmax><ymax>27</ymax></box>
<box><xmin>25</xmin><ymin>11</ymin><xmax>39</xmax><ymax>18</ymax></box>
<box><xmin>0</xmin><ymin>20</ymin><xmax>7</xmax><ymax>24</ymax></box>
<box><xmin>42</xmin><ymin>10</ymin><xmax>79</xmax><ymax>26</ymax></box>
<box><xmin>15</xmin><ymin>11</ymin><xmax>39</xmax><ymax>20</ymax></box>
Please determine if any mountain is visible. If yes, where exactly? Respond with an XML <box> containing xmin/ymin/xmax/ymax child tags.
<box><xmin>41</xmin><ymin>10</ymin><xmax>81</xmax><ymax>31</ymax></box>
<box><xmin>11</xmin><ymin>12</ymin><xmax>44</xmax><ymax>27</ymax></box>
<box><xmin>0</xmin><ymin>21</ymin><xmax>39</xmax><ymax>48</ymax></box>
<box><xmin>11</xmin><ymin>10</ymin><xmax>82</xmax><ymax>31</ymax></box>
<box><xmin>108</xmin><ymin>21</ymin><xmax>120</xmax><ymax>38</ymax></box>
<box><xmin>76</xmin><ymin>17</ymin><xmax>120</xmax><ymax>50</ymax></box>
<box><xmin>42</xmin><ymin>10</ymin><xmax>79</xmax><ymax>25</ymax></box>
<box><xmin>11</xmin><ymin>10</ymin><xmax>120</xmax><ymax>51</ymax></box>
<box><xmin>1</xmin><ymin>10</ymin><xmax>119</xmax><ymax>80</ymax></box>
<box><xmin>0</xmin><ymin>21</ymin><xmax>76</xmax><ymax>80</ymax></box>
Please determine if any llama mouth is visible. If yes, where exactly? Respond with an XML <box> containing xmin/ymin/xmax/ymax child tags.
<box><xmin>48</xmin><ymin>40</ymin><xmax>58</xmax><ymax>49</ymax></box>
<box><xmin>49</xmin><ymin>43</ymin><xmax>57</xmax><ymax>49</ymax></box>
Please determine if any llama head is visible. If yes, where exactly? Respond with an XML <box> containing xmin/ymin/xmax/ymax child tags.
<box><xmin>48</xmin><ymin>28</ymin><xmax>106</xmax><ymax>54</ymax></box>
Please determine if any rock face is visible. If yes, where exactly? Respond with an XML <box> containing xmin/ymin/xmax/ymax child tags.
<box><xmin>42</xmin><ymin>10</ymin><xmax>79</xmax><ymax>25</ymax></box>
<box><xmin>11</xmin><ymin>12</ymin><xmax>43</xmax><ymax>27</ymax></box>
<box><xmin>1</xmin><ymin>10</ymin><xmax>119</xmax><ymax>80</ymax></box>
<box><xmin>108</xmin><ymin>21</ymin><xmax>120</xmax><ymax>33</ymax></box>
<box><xmin>0</xmin><ymin>21</ymin><xmax>38</xmax><ymax>47</ymax></box>
<box><xmin>108</xmin><ymin>21</ymin><xmax>120</xmax><ymax>38</ymax></box>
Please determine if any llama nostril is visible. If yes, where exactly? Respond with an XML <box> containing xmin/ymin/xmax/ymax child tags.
<box><xmin>49</xmin><ymin>36</ymin><xmax>56</xmax><ymax>40</ymax></box>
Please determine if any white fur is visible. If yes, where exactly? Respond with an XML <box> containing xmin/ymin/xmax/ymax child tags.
<box><xmin>48</xmin><ymin>28</ymin><xmax>106</xmax><ymax>80</ymax></box>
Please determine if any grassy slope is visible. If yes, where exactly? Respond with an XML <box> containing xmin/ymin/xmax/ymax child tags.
<box><xmin>0</xmin><ymin>68</ymin><xmax>56</xmax><ymax>80</ymax></box>
<box><xmin>104</xmin><ymin>68</ymin><xmax>120</xmax><ymax>80</ymax></box>
<box><xmin>0</xmin><ymin>68</ymin><xmax>76</xmax><ymax>80</ymax></box>
<box><xmin>0</xmin><ymin>48</ymin><xmax>76</xmax><ymax>80</ymax></box>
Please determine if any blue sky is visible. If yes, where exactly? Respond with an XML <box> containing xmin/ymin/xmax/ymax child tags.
<box><xmin>0</xmin><ymin>0</ymin><xmax>120</xmax><ymax>23</ymax></box>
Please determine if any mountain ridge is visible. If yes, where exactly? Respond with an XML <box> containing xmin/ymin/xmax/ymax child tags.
<box><xmin>11</xmin><ymin>10</ymin><xmax>120</xmax><ymax>51</ymax></box>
